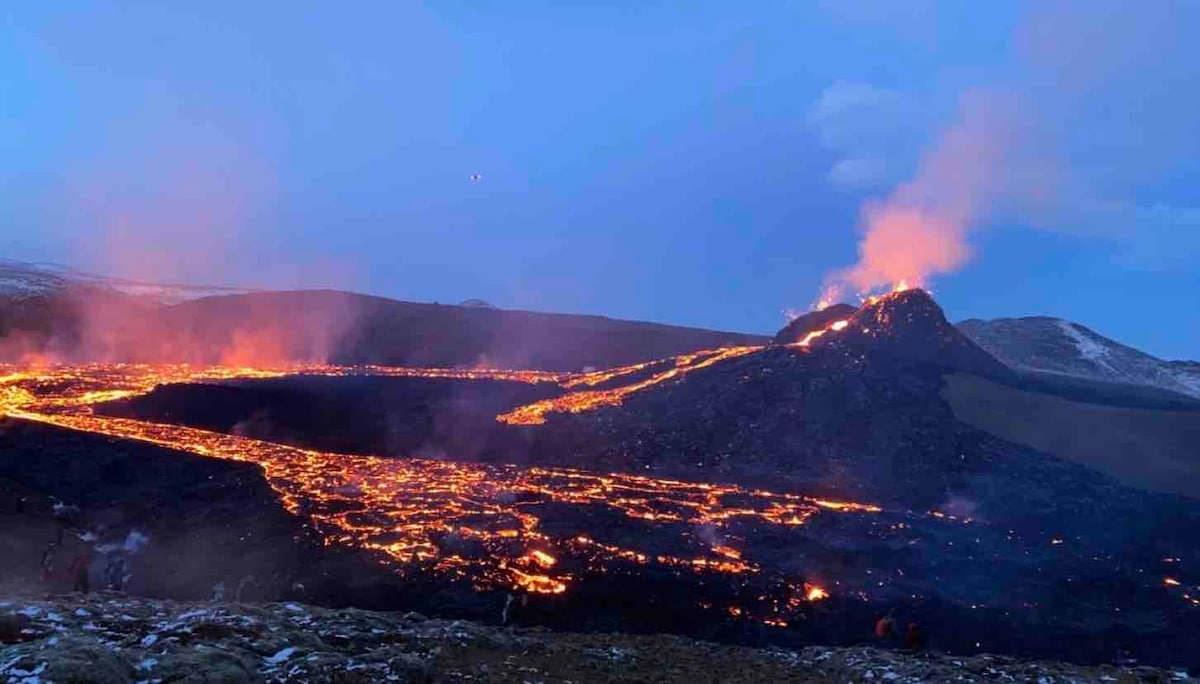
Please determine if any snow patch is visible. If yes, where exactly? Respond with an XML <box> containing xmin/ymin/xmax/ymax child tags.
<box><xmin>265</xmin><ymin>646</ymin><xmax>298</xmax><ymax>665</ymax></box>
<box><xmin>1169</xmin><ymin>365</ymin><xmax>1200</xmax><ymax>398</ymax></box>
<box><xmin>1057</xmin><ymin>320</ymin><xmax>1118</xmax><ymax>372</ymax></box>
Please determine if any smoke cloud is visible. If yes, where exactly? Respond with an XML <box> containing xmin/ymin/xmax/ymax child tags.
<box><xmin>828</xmin><ymin>92</ymin><xmax>1029</xmax><ymax>296</ymax></box>
<box><xmin>816</xmin><ymin>0</ymin><xmax>1199</xmax><ymax>300</ymax></box>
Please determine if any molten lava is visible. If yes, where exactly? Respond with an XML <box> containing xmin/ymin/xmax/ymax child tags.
<box><xmin>497</xmin><ymin>346</ymin><xmax>764</xmax><ymax>425</ymax></box>
<box><xmin>0</xmin><ymin>358</ymin><xmax>877</xmax><ymax>626</ymax></box>
<box><xmin>805</xmin><ymin>583</ymin><xmax>829</xmax><ymax>601</ymax></box>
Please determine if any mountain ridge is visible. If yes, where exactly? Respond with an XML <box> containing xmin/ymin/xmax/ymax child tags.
<box><xmin>957</xmin><ymin>315</ymin><xmax>1200</xmax><ymax>399</ymax></box>
<box><xmin>0</xmin><ymin>262</ymin><xmax>766</xmax><ymax>370</ymax></box>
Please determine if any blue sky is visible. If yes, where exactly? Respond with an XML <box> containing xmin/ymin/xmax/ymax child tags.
<box><xmin>2</xmin><ymin>2</ymin><xmax>1197</xmax><ymax>358</ymax></box>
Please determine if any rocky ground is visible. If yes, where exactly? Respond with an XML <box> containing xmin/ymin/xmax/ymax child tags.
<box><xmin>0</xmin><ymin>594</ymin><xmax>1190</xmax><ymax>683</ymax></box>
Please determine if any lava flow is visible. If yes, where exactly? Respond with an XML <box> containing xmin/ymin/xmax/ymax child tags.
<box><xmin>496</xmin><ymin>309</ymin><xmax>859</xmax><ymax>425</ymax></box>
<box><xmin>497</xmin><ymin>346</ymin><xmax>764</xmax><ymax>425</ymax></box>
<box><xmin>0</xmin><ymin>360</ymin><xmax>879</xmax><ymax>624</ymax></box>
<box><xmin>0</xmin><ymin>293</ymin><xmax>891</xmax><ymax>621</ymax></box>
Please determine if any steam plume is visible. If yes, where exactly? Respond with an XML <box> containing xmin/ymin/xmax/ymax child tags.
<box><xmin>823</xmin><ymin>91</ymin><xmax>1025</xmax><ymax>301</ymax></box>
<box><xmin>818</xmin><ymin>0</ymin><xmax>1196</xmax><ymax>304</ymax></box>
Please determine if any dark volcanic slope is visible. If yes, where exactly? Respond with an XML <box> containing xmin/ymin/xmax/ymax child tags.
<box><xmin>0</xmin><ymin>280</ymin><xmax>767</xmax><ymax>369</ymax></box>
<box><xmin>943</xmin><ymin>372</ymin><xmax>1200</xmax><ymax>498</ymax></box>
<box><xmin>0</xmin><ymin>283</ymin><xmax>154</xmax><ymax>362</ymax></box>
<box><xmin>0</xmin><ymin>420</ymin><xmax>318</xmax><ymax>599</ymax></box>
<box><xmin>160</xmin><ymin>290</ymin><xmax>766</xmax><ymax>370</ymax></box>
<box><xmin>524</xmin><ymin>290</ymin><xmax>1017</xmax><ymax>507</ymax></box>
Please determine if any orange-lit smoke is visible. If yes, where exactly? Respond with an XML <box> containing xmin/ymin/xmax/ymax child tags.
<box><xmin>823</xmin><ymin>91</ymin><xmax>1025</xmax><ymax>301</ymax></box>
<box><xmin>3</xmin><ymin>135</ymin><xmax>365</xmax><ymax>367</ymax></box>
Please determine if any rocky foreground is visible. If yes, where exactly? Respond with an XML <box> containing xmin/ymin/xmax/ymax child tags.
<box><xmin>0</xmin><ymin>594</ymin><xmax>1191</xmax><ymax>683</ymax></box>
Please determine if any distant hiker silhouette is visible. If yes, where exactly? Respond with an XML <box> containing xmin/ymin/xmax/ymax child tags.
<box><xmin>502</xmin><ymin>592</ymin><xmax>528</xmax><ymax>625</ymax></box>
<box><xmin>874</xmin><ymin>612</ymin><xmax>896</xmax><ymax>641</ymax></box>
<box><xmin>104</xmin><ymin>554</ymin><xmax>130</xmax><ymax>591</ymax></box>
<box><xmin>904</xmin><ymin>621</ymin><xmax>924</xmax><ymax>650</ymax></box>
<box><xmin>39</xmin><ymin>542</ymin><xmax>57</xmax><ymax>583</ymax></box>
<box><xmin>68</xmin><ymin>552</ymin><xmax>92</xmax><ymax>594</ymax></box>
<box><xmin>502</xmin><ymin>593</ymin><xmax>515</xmax><ymax>624</ymax></box>
<box><xmin>236</xmin><ymin>575</ymin><xmax>258</xmax><ymax>602</ymax></box>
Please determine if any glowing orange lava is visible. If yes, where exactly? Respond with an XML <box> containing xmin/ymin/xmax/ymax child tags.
<box><xmin>0</xmin><ymin>361</ymin><xmax>876</xmax><ymax>619</ymax></box>
<box><xmin>805</xmin><ymin>583</ymin><xmax>829</xmax><ymax>601</ymax></box>
<box><xmin>497</xmin><ymin>346</ymin><xmax>763</xmax><ymax>425</ymax></box>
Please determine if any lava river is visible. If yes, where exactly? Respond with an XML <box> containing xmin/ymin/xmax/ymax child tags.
<box><xmin>0</xmin><ymin>357</ymin><xmax>882</xmax><ymax>624</ymax></box>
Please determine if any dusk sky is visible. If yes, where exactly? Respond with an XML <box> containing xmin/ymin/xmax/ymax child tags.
<box><xmin>3</xmin><ymin>2</ymin><xmax>1197</xmax><ymax>358</ymax></box>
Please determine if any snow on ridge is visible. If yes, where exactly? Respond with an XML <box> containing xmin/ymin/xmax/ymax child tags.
<box><xmin>0</xmin><ymin>260</ymin><xmax>254</xmax><ymax>305</ymax></box>
<box><xmin>1169</xmin><ymin>365</ymin><xmax>1200</xmax><ymax>397</ymax></box>
<box><xmin>961</xmin><ymin>316</ymin><xmax>1200</xmax><ymax>400</ymax></box>
<box><xmin>1056</xmin><ymin>320</ymin><xmax>1121</xmax><ymax>377</ymax></box>
<box><xmin>0</xmin><ymin>272</ymin><xmax>66</xmax><ymax>300</ymax></box>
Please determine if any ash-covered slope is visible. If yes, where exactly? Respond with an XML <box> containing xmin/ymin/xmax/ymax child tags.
<box><xmin>958</xmin><ymin>316</ymin><xmax>1200</xmax><ymax>399</ymax></box>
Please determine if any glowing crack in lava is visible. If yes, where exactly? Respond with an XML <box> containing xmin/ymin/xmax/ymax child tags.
<box><xmin>0</xmin><ymin>359</ymin><xmax>880</xmax><ymax>623</ymax></box>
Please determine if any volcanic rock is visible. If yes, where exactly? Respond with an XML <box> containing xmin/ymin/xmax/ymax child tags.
<box><xmin>830</xmin><ymin>289</ymin><xmax>1013</xmax><ymax>379</ymax></box>
<box><xmin>0</xmin><ymin>595</ymin><xmax>1188</xmax><ymax>683</ymax></box>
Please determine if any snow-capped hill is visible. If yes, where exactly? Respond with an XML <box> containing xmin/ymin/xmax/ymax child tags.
<box><xmin>0</xmin><ymin>259</ymin><xmax>254</xmax><ymax>305</ymax></box>
<box><xmin>0</xmin><ymin>262</ymin><xmax>70</xmax><ymax>300</ymax></box>
<box><xmin>1167</xmin><ymin>360</ymin><xmax>1200</xmax><ymax>397</ymax></box>
<box><xmin>957</xmin><ymin>316</ymin><xmax>1200</xmax><ymax>399</ymax></box>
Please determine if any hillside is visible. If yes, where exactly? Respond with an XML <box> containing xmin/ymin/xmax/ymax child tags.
<box><xmin>943</xmin><ymin>372</ymin><xmax>1200</xmax><ymax>498</ymax></box>
<box><xmin>958</xmin><ymin>316</ymin><xmax>1200</xmax><ymax>399</ymax></box>
<box><xmin>0</xmin><ymin>261</ymin><xmax>766</xmax><ymax>369</ymax></box>
<box><xmin>157</xmin><ymin>290</ymin><xmax>766</xmax><ymax>370</ymax></box>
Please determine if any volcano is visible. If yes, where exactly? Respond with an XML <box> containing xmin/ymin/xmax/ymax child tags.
<box><xmin>509</xmin><ymin>289</ymin><xmax>1020</xmax><ymax>507</ymax></box>
<box><xmin>829</xmin><ymin>289</ymin><xmax>1013</xmax><ymax>378</ymax></box>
